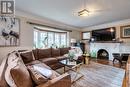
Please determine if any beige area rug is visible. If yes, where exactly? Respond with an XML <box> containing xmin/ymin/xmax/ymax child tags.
<box><xmin>57</xmin><ymin>62</ymin><xmax>125</xmax><ymax>87</ymax></box>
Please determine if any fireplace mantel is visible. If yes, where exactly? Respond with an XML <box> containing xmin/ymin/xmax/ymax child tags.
<box><xmin>90</xmin><ymin>42</ymin><xmax>121</xmax><ymax>60</ymax></box>
<box><xmin>90</xmin><ymin>41</ymin><xmax>123</xmax><ymax>43</ymax></box>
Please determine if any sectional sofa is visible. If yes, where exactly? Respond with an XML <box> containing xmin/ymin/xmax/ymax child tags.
<box><xmin>0</xmin><ymin>47</ymin><xmax>82</xmax><ymax>87</ymax></box>
<box><xmin>0</xmin><ymin>47</ymin><xmax>72</xmax><ymax>87</ymax></box>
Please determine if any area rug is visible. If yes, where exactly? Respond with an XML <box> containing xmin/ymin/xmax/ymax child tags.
<box><xmin>57</xmin><ymin>62</ymin><xmax>125</xmax><ymax>87</ymax></box>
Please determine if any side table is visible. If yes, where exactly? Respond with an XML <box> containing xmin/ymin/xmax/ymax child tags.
<box><xmin>85</xmin><ymin>56</ymin><xmax>90</xmax><ymax>65</ymax></box>
<box><xmin>83</xmin><ymin>55</ymin><xmax>90</xmax><ymax>65</ymax></box>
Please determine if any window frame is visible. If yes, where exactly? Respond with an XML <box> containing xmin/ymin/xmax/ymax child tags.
<box><xmin>33</xmin><ymin>28</ymin><xmax>68</xmax><ymax>48</ymax></box>
<box><xmin>82</xmin><ymin>31</ymin><xmax>91</xmax><ymax>40</ymax></box>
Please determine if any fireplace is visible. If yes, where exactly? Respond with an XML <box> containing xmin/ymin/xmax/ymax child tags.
<box><xmin>90</xmin><ymin>42</ymin><xmax>121</xmax><ymax>60</ymax></box>
<box><xmin>97</xmin><ymin>49</ymin><xmax>109</xmax><ymax>59</ymax></box>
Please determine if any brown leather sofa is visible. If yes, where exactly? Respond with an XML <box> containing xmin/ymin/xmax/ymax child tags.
<box><xmin>0</xmin><ymin>47</ymin><xmax>71</xmax><ymax>87</ymax></box>
<box><xmin>21</xmin><ymin>47</ymin><xmax>70</xmax><ymax>70</ymax></box>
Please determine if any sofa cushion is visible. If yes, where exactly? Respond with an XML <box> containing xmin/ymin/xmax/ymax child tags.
<box><xmin>55</xmin><ymin>56</ymin><xmax>67</xmax><ymax>61</ymax></box>
<box><xmin>27</xmin><ymin>66</ymin><xmax>48</xmax><ymax>85</ymax></box>
<box><xmin>60</xmin><ymin>47</ymin><xmax>70</xmax><ymax>56</ymax></box>
<box><xmin>32</xmin><ymin>49</ymin><xmax>39</xmax><ymax>60</ymax></box>
<box><xmin>39</xmin><ymin>58</ymin><xmax>58</xmax><ymax>65</ymax></box>
<box><xmin>20</xmin><ymin>51</ymin><xmax>35</xmax><ymax>64</ymax></box>
<box><xmin>38</xmin><ymin>48</ymin><xmax>51</xmax><ymax>59</ymax></box>
<box><xmin>10</xmin><ymin>53</ymin><xmax>33</xmax><ymax>87</ymax></box>
<box><xmin>51</xmin><ymin>48</ymin><xmax>60</xmax><ymax>57</ymax></box>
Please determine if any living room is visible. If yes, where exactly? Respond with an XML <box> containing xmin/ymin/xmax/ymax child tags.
<box><xmin>0</xmin><ymin>0</ymin><xmax>130</xmax><ymax>87</ymax></box>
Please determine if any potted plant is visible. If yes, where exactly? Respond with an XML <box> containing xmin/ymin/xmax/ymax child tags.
<box><xmin>68</xmin><ymin>52</ymin><xmax>75</xmax><ymax>61</ymax></box>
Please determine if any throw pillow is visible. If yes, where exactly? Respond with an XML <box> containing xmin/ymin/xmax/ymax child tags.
<box><xmin>20</xmin><ymin>51</ymin><xmax>35</xmax><ymax>64</ymax></box>
<box><xmin>5</xmin><ymin>51</ymin><xmax>19</xmax><ymax>87</ymax></box>
<box><xmin>10</xmin><ymin>54</ymin><xmax>33</xmax><ymax>87</ymax></box>
<box><xmin>27</xmin><ymin>66</ymin><xmax>48</xmax><ymax>85</ymax></box>
<box><xmin>33</xmin><ymin>65</ymin><xmax>52</xmax><ymax>78</ymax></box>
<box><xmin>33</xmin><ymin>63</ymin><xmax>51</xmax><ymax>70</ymax></box>
<box><xmin>32</xmin><ymin>64</ymin><xmax>60</xmax><ymax>80</ymax></box>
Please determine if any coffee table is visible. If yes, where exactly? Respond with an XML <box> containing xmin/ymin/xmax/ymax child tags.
<box><xmin>59</xmin><ymin>58</ymin><xmax>84</xmax><ymax>83</ymax></box>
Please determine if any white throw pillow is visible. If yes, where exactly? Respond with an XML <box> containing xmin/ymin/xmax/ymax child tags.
<box><xmin>33</xmin><ymin>65</ymin><xmax>52</xmax><ymax>79</ymax></box>
<box><xmin>71</xmin><ymin>47</ymin><xmax>83</xmax><ymax>54</ymax></box>
<box><xmin>5</xmin><ymin>66</ymin><xmax>17</xmax><ymax>87</ymax></box>
<box><xmin>5</xmin><ymin>52</ymin><xmax>19</xmax><ymax>87</ymax></box>
<box><xmin>33</xmin><ymin>63</ymin><xmax>51</xmax><ymax>70</ymax></box>
<box><xmin>69</xmin><ymin>49</ymin><xmax>76</xmax><ymax>54</ymax></box>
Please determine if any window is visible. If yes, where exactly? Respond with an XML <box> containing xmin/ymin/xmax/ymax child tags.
<box><xmin>34</xmin><ymin>28</ymin><xmax>68</xmax><ymax>48</ymax></box>
<box><xmin>82</xmin><ymin>32</ymin><xmax>91</xmax><ymax>40</ymax></box>
<box><xmin>61</xmin><ymin>33</ymin><xmax>67</xmax><ymax>46</ymax></box>
<box><xmin>48</xmin><ymin>32</ymin><xmax>54</xmax><ymax>47</ymax></box>
<box><xmin>34</xmin><ymin>29</ymin><xmax>38</xmax><ymax>48</ymax></box>
<box><xmin>39</xmin><ymin>31</ymin><xmax>48</xmax><ymax>48</ymax></box>
<box><xmin>55</xmin><ymin>33</ymin><xmax>60</xmax><ymax>47</ymax></box>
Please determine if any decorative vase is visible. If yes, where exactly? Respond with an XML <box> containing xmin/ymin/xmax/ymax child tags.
<box><xmin>69</xmin><ymin>56</ymin><xmax>73</xmax><ymax>62</ymax></box>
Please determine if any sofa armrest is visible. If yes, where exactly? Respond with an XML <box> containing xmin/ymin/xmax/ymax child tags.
<box><xmin>36</xmin><ymin>73</ymin><xmax>71</xmax><ymax>87</ymax></box>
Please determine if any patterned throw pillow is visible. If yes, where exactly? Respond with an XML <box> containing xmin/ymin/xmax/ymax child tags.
<box><xmin>33</xmin><ymin>65</ymin><xmax>53</xmax><ymax>78</ymax></box>
<box><xmin>28</xmin><ymin>63</ymin><xmax>60</xmax><ymax>81</ymax></box>
<box><xmin>27</xmin><ymin>66</ymin><xmax>48</xmax><ymax>85</ymax></box>
<box><xmin>32</xmin><ymin>64</ymin><xmax>60</xmax><ymax>80</ymax></box>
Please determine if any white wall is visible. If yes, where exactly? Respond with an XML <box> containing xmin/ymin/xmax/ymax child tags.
<box><xmin>0</xmin><ymin>13</ymin><xmax>81</xmax><ymax>64</ymax></box>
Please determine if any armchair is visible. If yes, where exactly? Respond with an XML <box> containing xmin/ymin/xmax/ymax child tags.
<box><xmin>113</xmin><ymin>53</ymin><xmax>129</xmax><ymax>67</ymax></box>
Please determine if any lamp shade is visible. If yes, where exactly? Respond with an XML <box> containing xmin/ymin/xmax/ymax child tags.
<box><xmin>71</xmin><ymin>38</ymin><xmax>76</xmax><ymax>43</ymax></box>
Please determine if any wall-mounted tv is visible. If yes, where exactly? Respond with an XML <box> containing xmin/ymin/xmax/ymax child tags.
<box><xmin>92</xmin><ymin>27</ymin><xmax>116</xmax><ymax>41</ymax></box>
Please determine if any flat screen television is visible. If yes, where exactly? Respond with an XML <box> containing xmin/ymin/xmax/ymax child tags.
<box><xmin>92</xmin><ymin>27</ymin><xmax>116</xmax><ymax>41</ymax></box>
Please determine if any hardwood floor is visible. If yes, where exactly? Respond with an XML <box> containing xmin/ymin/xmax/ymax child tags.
<box><xmin>91</xmin><ymin>59</ymin><xmax>126</xmax><ymax>69</ymax></box>
<box><xmin>70</xmin><ymin>60</ymin><xmax>125</xmax><ymax>87</ymax></box>
<box><xmin>91</xmin><ymin>59</ymin><xmax>126</xmax><ymax>87</ymax></box>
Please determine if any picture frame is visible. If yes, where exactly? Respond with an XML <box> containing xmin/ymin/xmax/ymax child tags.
<box><xmin>82</xmin><ymin>31</ymin><xmax>91</xmax><ymax>40</ymax></box>
<box><xmin>120</xmin><ymin>25</ymin><xmax>130</xmax><ymax>38</ymax></box>
<box><xmin>0</xmin><ymin>17</ymin><xmax>20</xmax><ymax>47</ymax></box>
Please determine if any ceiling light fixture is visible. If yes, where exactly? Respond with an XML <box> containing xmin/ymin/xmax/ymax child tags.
<box><xmin>78</xmin><ymin>9</ymin><xmax>89</xmax><ymax>16</ymax></box>
<box><xmin>78</xmin><ymin>0</ymin><xmax>89</xmax><ymax>16</ymax></box>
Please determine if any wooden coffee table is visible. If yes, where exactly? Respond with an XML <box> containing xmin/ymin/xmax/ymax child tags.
<box><xmin>59</xmin><ymin>58</ymin><xmax>84</xmax><ymax>83</ymax></box>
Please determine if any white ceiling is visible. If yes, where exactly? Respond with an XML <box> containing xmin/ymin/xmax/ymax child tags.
<box><xmin>16</xmin><ymin>0</ymin><xmax>130</xmax><ymax>28</ymax></box>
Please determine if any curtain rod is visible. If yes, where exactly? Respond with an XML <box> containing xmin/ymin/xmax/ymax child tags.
<box><xmin>27</xmin><ymin>21</ymin><xmax>72</xmax><ymax>32</ymax></box>
<box><xmin>34</xmin><ymin>27</ymin><xmax>67</xmax><ymax>33</ymax></box>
